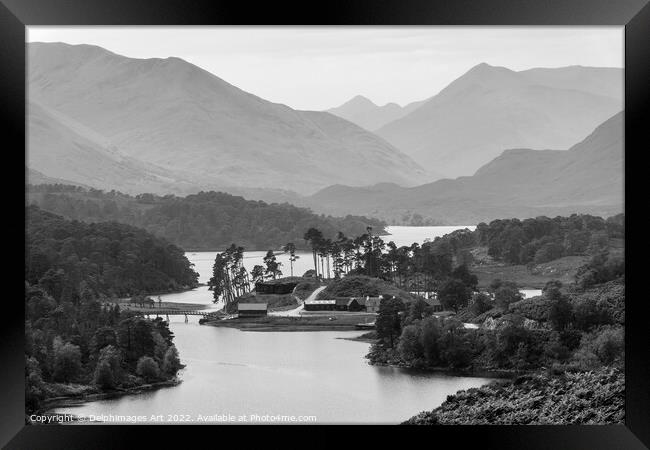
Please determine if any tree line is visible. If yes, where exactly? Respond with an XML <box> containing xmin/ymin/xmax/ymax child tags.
<box><xmin>208</xmin><ymin>244</ymin><xmax>288</xmax><ymax>308</ymax></box>
<box><xmin>27</xmin><ymin>184</ymin><xmax>386</xmax><ymax>251</ymax></box>
<box><xmin>475</xmin><ymin>214</ymin><xmax>624</xmax><ymax>265</ymax></box>
<box><xmin>302</xmin><ymin>226</ymin><xmax>474</xmax><ymax>294</ymax></box>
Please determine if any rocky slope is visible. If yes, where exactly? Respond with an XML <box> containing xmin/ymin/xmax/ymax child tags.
<box><xmin>403</xmin><ymin>368</ymin><xmax>624</xmax><ymax>425</ymax></box>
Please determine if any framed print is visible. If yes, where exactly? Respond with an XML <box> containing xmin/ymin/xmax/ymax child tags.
<box><xmin>2</xmin><ymin>0</ymin><xmax>648</xmax><ymax>448</ymax></box>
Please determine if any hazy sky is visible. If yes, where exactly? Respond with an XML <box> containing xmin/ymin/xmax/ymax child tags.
<box><xmin>27</xmin><ymin>26</ymin><xmax>623</xmax><ymax>111</ymax></box>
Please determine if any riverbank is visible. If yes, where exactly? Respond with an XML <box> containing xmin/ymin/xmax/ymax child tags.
<box><xmin>36</xmin><ymin>379</ymin><xmax>181</xmax><ymax>422</ymax></box>
<box><xmin>338</xmin><ymin>331</ymin><xmax>378</xmax><ymax>343</ymax></box>
<box><xmin>202</xmin><ymin>313</ymin><xmax>376</xmax><ymax>332</ymax></box>
<box><xmin>368</xmin><ymin>358</ymin><xmax>522</xmax><ymax>379</ymax></box>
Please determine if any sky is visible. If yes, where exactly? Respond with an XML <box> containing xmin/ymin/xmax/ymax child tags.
<box><xmin>27</xmin><ymin>26</ymin><xmax>623</xmax><ymax>111</ymax></box>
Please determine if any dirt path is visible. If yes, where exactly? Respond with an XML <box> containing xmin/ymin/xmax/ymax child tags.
<box><xmin>268</xmin><ymin>285</ymin><xmax>326</xmax><ymax>317</ymax></box>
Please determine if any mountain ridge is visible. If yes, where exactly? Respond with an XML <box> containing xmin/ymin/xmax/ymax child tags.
<box><xmin>327</xmin><ymin>94</ymin><xmax>429</xmax><ymax>132</ymax></box>
<box><xmin>28</xmin><ymin>42</ymin><xmax>430</xmax><ymax>195</ymax></box>
<box><xmin>376</xmin><ymin>62</ymin><xmax>623</xmax><ymax>178</ymax></box>
<box><xmin>305</xmin><ymin>111</ymin><xmax>624</xmax><ymax>224</ymax></box>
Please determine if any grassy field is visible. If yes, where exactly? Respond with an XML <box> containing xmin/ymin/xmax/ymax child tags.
<box><xmin>235</xmin><ymin>292</ymin><xmax>299</xmax><ymax>310</ymax></box>
<box><xmin>472</xmin><ymin>255</ymin><xmax>589</xmax><ymax>289</ymax></box>
<box><xmin>317</xmin><ymin>275</ymin><xmax>418</xmax><ymax>301</ymax></box>
<box><xmin>294</xmin><ymin>279</ymin><xmax>325</xmax><ymax>300</ymax></box>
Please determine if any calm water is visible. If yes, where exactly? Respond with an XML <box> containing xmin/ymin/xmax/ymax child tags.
<box><xmin>384</xmin><ymin>225</ymin><xmax>475</xmax><ymax>247</ymax></box>
<box><xmin>520</xmin><ymin>289</ymin><xmax>543</xmax><ymax>299</ymax></box>
<box><xmin>52</xmin><ymin>226</ymin><xmax>497</xmax><ymax>424</ymax></box>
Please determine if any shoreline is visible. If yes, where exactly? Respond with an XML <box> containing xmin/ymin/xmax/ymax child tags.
<box><xmin>200</xmin><ymin>312</ymin><xmax>377</xmax><ymax>332</ymax></box>
<box><xmin>367</xmin><ymin>360</ymin><xmax>524</xmax><ymax>379</ymax></box>
<box><xmin>37</xmin><ymin>379</ymin><xmax>181</xmax><ymax>421</ymax></box>
<box><xmin>338</xmin><ymin>336</ymin><xmax>378</xmax><ymax>343</ymax></box>
<box><xmin>201</xmin><ymin>319</ymin><xmax>368</xmax><ymax>332</ymax></box>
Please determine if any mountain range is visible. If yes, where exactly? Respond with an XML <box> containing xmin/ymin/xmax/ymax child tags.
<box><xmin>28</xmin><ymin>42</ymin><xmax>429</xmax><ymax>195</ymax></box>
<box><xmin>27</xmin><ymin>42</ymin><xmax>623</xmax><ymax>225</ymax></box>
<box><xmin>329</xmin><ymin>64</ymin><xmax>622</xmax><ymax>179</ymax></box>
<box><xmin>326</xmin><ymin>95</ymin><xmax>427</xmax><ymax>131</ymax></box>
<box><xmin>303</xmin><ymin>111</ymin><xmax>624</xmax><ymax>224</ymax></box>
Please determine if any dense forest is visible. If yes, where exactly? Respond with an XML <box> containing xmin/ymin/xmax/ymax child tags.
<box><xmin>25</xmin><ymin>206</ymin><xmax>198</xmax><ymax>414</ymax></box>
<box><xmin>475</xmin><ymin>214</ymin><xmax>624</xmax><ymax>265</ymax></box>
<box><xmin>27</xmin><ymin>184</ymin><xmax>386</xmax><ymax>251</ymax></box>
<box><xmin>26</xmin><ymin>205</ymin><xmax>199</xmax><ymax>299</ymax></box>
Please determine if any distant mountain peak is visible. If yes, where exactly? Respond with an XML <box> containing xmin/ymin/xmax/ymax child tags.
<box><xmin>327</xmin><ymin>94</ymin><xmax>434</xmax><ymax>136</ymax></box>
<box><xmin>468</xmin><ymin>62</ymin><xmax>505</xmax><ymax>71</ymax></box>
<box><xmin>463</xmin><ymin>62</ymin><xmax>516</xmax><ymax>79</ymax></box>
<box><xmin>344</xmin><ymin>95</ymin><xmax>377</xmax><ymax>107</ymax></box>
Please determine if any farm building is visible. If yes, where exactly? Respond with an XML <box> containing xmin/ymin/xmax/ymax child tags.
<box><xmin>365</xmin><ymin>296</ymin><xmax>382</xmax><ymax>313</ymax></box>
<box><xmin>347</xmin><ymin>297</ymin><xmax>366</xmax><ymax>312</ymax></box>
<box><xmin>237</xmin><ymin>302</ymin><xmax>268</xmax><ymax>317</ymax></box>
<box><xmin>255</xmin><ymin>280</ymin><xmax>299</xmax><ymax>295</ymax></box>
<box><xmin>335</xmin><ymin>298</ymin><xmax>350</xmax><ymax>311</ymax></box>
<box><xmin>333</xmin><ymin>298</ymin><xmax>366</xmax><ymax>312</ymax></box>
<box><xmin>423</xmin><ymin>297</ymin><xmax>443</xmax><ymax>312</ymax></box>
<box><xmin>304</xmin><ymin>299</ymin><xmax>336</xmax><ymax>311</ymax></box>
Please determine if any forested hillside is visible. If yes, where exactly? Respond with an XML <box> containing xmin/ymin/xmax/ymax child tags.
<box><xmin>27</xmin><ymin>185</ymin><xmax>386</xmax><ymax>251</ymax></box>
<box><xmin>25</xmin><ymin>206</ymin><xmax>197</xmax><ymax>414</ymax></box>
<box><xmin>474</xmin><ymin>214</ymin><xmax>624</xmax><ymax>265</ymax></box>
<box><xmin>26</xmin><ymin>205</ymin><xmax>199</xmax><ymax>299</ymax></box>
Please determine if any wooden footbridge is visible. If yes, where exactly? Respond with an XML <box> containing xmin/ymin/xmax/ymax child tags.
<box><xmin>141</xmin><ymin>309</ymin><xmax>223</xmax><ymax>323</ymax></box>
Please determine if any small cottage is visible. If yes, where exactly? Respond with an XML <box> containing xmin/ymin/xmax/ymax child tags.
<box><xmin>347</xmin><ymin>297</ymin><xmax>366</xmax><ymax>312</ymax></box>
<box><xmin>334</xmin><ymin>298</ymin><xmax>350</xmax><ymax>311</ymax></box>
<box><xmin>304</xmin><ymin>299</ymin><xmax>336</xmax><ymax>311</ymax></box>
<box><xmin>365</xmin><ymin>296</ymin><xmax>382</xmax><ymax>313</ymax></box>
<box><xmin>423</xmin><ymin>297</ymin><xmax>443</xmax><ymax>312</ymax></box>
<box><xmin>237</xmin><ymin>302</ymin><xmax>268</xmax><ymax>317</ymax></box>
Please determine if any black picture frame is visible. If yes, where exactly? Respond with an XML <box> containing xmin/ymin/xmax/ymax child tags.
<box><xmin>3</xmin><ymin>0</ymin><xmax>648</xmax><ymax>448</ymax></box>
